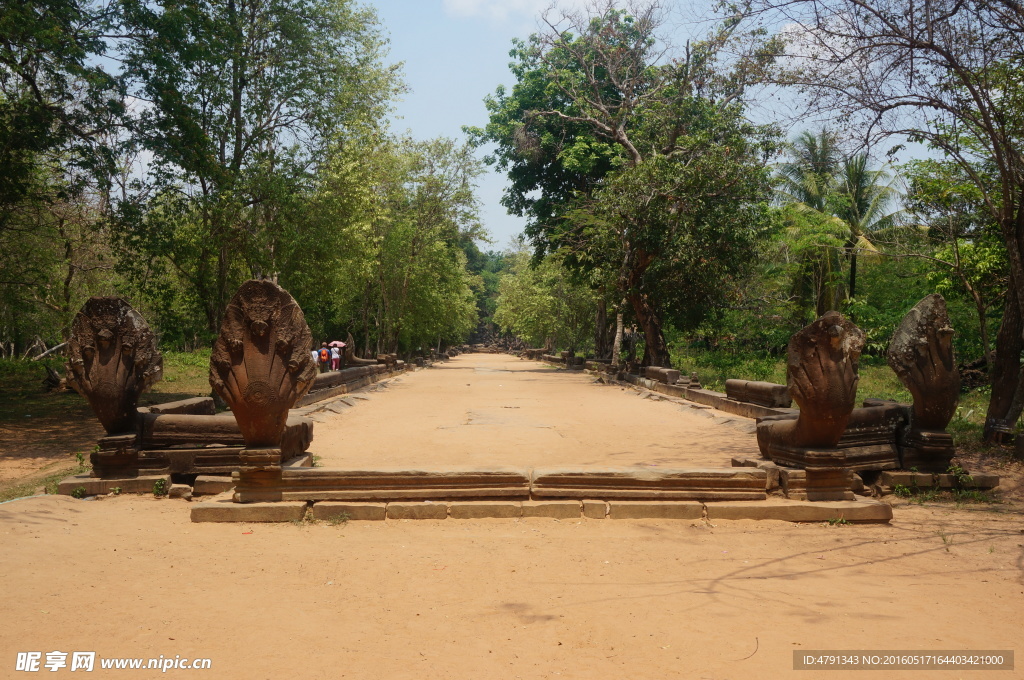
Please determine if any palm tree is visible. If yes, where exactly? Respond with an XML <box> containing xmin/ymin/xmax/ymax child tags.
<box><xmin>775</xmin><ymin>131</ymin><xmax>847</xmax><ymax>317</ymax></box>
<box><xmin>833</xmin><ymin>153</ymin><xmax>904</xmax><ymax>299</ymax></box>
<box><xmin>775</xmin><ymin>131</ymin><xmax>842</xmax><ymax>211</ymax></box>
<box><xmin>776</xmin><ymin>133</ymin><xmax>905</xmax><ymax>317</ymax></box>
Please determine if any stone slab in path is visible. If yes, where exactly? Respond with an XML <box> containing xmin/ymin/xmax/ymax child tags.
<box><xmin>190</xmin><ymin>500</ymin><xmax>309</xmax><ymax>523</ymax></box>
<box><xmin>704</xmin><ymin>498</ymin><xmax>892</xmax><ymax>523</ymax></box>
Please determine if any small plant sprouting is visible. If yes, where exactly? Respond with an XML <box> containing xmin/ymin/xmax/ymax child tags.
<box><xmin>110</xmin><ymin>486</ymin><xmax>122</xmax><ymax>496</ymax></box>
<box><xmin>828</xmin><ymin>516</ymin><xmax>850</xmax><ymax>526</ymax></box>
<box><xmin>74</xmin><ymin>450</ymin><xmax>85</xmax><ymax>467</ymax></box>
<box><xmin>153</xmin><ymin>479</ymin><xmax>168</xmax><ymax>496</ymax></box>
<box><xmin>326</xmin><ymin>512</ymin><xmax>350</xmax><ymax>526</ymax></box>
<box><xmin>938</xmin><ymin>530</ymin><xmax>953</xmax><ymax>552</ymax></box>
<box><xmin>946</xmin><ymin>463</ymin><xmax>974</xmax><ymax>488</ymax></box>
<box><xmin>893</xmin><ymin>484</ymin><xmax>912</xmax><ymax>498</ymax></box>
<box><xmin>70</xmin><ymin>486</ymin><xmax>87</xmax><ymax>499</ymax></box>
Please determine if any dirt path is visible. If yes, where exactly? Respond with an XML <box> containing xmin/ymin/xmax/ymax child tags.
<box><xmin>0</xmin><ymin>354</ymin><xmax>1021</xmax><ymax>678</ymax></box>
<box><xmin>311</xmin><ymin>353</ymin><xmax>757</xmax><ymax>469</ymax></box>
<box><xmin>0</xmin><ymin>494</ymin><xmax>1021</xmax><ymax>679</ymax></box>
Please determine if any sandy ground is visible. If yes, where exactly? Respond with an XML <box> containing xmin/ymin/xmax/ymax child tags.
<box><xmin>0</xmin><ymin>410</ymin><xmax>103</xmax><ymax>486</ymax></box>
<box><xmin>1</xmin><ymin>495</ymin><xmax>1021</xmax><ymax>679</ymax></box>
<box><xmin>1</xmin><ymin>353</ymin><xmax>1022</xmax><ymax>679</ymax></box>
<box><xmin>310</xmin><ymin>354</ymin><xmax>757</xmax><ymax>469</ymax></box>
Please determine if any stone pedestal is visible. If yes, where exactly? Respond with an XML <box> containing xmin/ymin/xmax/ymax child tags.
<box><xmin>805</xmin><ymin>466</ymin><xmax>856</xmax><ymax>501</ymax></box>
<box><xmin>90</xmin><ymin>433</ymin><xmax>140</xmax><ymax>477</ymax></box>
<box><xmin>234</xmin><ymin>447</ymin><xmax>283</xmax><ymax>502</ymax></box>
<box><xmin>899</xmin><ymin>429</ymin><xmax>956</xmax><ymax>472</ymax></box>
<box><xmin>765</xmin><ymin>444</ymin><xmax>855</xmax><ymax>501</ymax></box>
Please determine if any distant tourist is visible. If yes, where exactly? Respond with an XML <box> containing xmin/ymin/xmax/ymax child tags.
<box><xmin>318</xmin><ymin>343</ymin><xmax>331</xmax><ymax>373</ymax></box>
<box><xmin>330</xmin><ymin>345</ymin><xmax>341</xmax><ymax>371</ymax></box>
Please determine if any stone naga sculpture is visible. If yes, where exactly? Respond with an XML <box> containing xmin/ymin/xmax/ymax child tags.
<box><xmin>758</xmin><ymin>312</ymin><xmax>865</xmax><ymax>452</ymax></box>
<box><xmin>756</xmin><ymin>312</ymin><xmax>864</xmax><ymax>500</ymax></box>
<box><xmin>66</xmin><ymin>297</ymin><xmax>163</xmax><ymax>434</ymax></box>
<box><xmin>887</xmin><ymin>294</ymin><xmax>959</xmax><ymax>470</ymax></box>
<box><xmin>209</xmin><ymin>280</ymin><xmax>317</xmax><ymax>448</ymax></box>
<box><xmin>344</xmin><ymin>332</ymin><xmax>378</xmax><ymax>366</ymax></box>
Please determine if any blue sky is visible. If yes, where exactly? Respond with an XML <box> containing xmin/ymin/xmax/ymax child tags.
<box><xmin>370</xmin><ymin>1</ymin><xmax>566</xmax><ymax>250</ymax></box>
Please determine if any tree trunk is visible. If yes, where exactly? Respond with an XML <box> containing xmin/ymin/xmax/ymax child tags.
<box><xmin>626</xmin><ymin>291</ymin><xmax>671</xmax><ymax>367</ymax></box>
<box><xmin>985</xmin><ymin>279</ymin><xmax>1024</xmax><ymax>441</ymax></box>
<box><xmin>595</xmin><ymin>296</ymin><xmax>608</xmax><ymax>360</ymax></box>
<box><xmin>848</xmin><ymin>249</ymin><xmax>857</xmax><ymax>301</ymax></box>
<box><xmin>611</xmin><ymin>301</ymin><xmax>625</xmax><ymax>368</ymax></box>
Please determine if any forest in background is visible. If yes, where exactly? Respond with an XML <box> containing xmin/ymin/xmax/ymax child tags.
<box><xmin>1</xmin><ymin>0</ymin><xmax>484</xmax><ymax>359</ymax></box>
<box><xmin>2</xmin><ymin>0</ymin><xmax>1023</xmax><ymax>442</ymax></box>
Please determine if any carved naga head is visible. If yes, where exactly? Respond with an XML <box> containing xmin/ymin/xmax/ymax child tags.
<box><xmin>66</xmin><ymin>297</ymin><xmax>163</xmax><ymax>434</ymax></box>
<box><xmin>887</xmin><ymin>294</ymin><xmax>959</xmax><ymax>430</ymax></box>
<box><xmin>209</xmin><ymin>280</ymin><xmax>316</xmax><ymax>447</ymax></box>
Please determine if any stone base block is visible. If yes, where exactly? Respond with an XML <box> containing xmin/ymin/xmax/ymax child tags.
<box><xmin>583</xmin><ymin>499</ymin><xmax>608</xmax><ymax>519</ymax></box>
<box><xmin>531</xmin><ymin>467</ymin><xmax>767</xmax><ymax>501</ymax></box>
<box><xmin>899</xmin><ymin>429</ymin><xmax>956</xmax><ymax>472</ymax></box>
<box><xmin>57</xmin><ymin>474</ymin><xmax>171</xmax><ymax>497</ymax></box>
<box><xmin>449</xmin><ymin>501</ymin><xmax>522</xmax><ymax>519</ymax></box>
<box><xmin>283</xmin><ymin>453</ymin><xmax>313</xmax><ymax>468</ymax></box>
<box><xmin>193</xmin><ymin>476</ymin><xmax>234</xmax><ymax>495</ymax></box>
<box><xmin>386</xmin><ymin>502</ymin><xmax>448</xmax><ymax>520</ymax></box>
<box><xmin>806</xmin><ymin>468</ymin><xmax>856</xmax><ymax>501</ymax></box>
<box><xmin>190</xmin><ymin>500</ymin><xmax>309</xmax><ymax>523</ymax></box>
<box><xmin>521</xmin><ymin>501</ymin><xmax>582</xmax><ymax>519</ymax></box>
<box><xmin>311</xmin><ymin>502</ymin><xmax>386</xmax><ymax>521</ymax></box>
<box><xmin>235</xmin><ymin>466</ymin><xmax>531</xmax><ymax>502</ymax></box>
<box><xmin>705</xmin><ymin>499</ymin><xmax>892</xmax><ymax>523</ymax></box>
<box><xmin>168</xmin><ymin>483</ymin><xmax>192</xmax><ymax>500</ymax></box>
<box><xmin>608</xmin><ymin>501</ymin><xmax>703</xmax><ymax>520</ymax></box>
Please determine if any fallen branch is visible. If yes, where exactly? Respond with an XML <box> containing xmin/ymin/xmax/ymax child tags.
<box><xmin>32</xmin><ymin>342</ymin><xmax>67</xmax><ymax>361</ymax></box>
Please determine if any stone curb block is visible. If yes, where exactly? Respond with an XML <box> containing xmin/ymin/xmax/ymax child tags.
<box><xmin>193</xmin><ymin>475</ymin><xmax>234</xmax><ymax>495</ymax></box>
<box><xmin>312</xmin><ymin>502</ymin><xmax>386</xmax><ymax>521</ymax></box>
<box><xmin>521</xmin><ymin>501</ymin><xmax>581</xmax><ymax>519</ymax></box>
<box><xmin>582</xmin><ymin>499</ymin><xmax>608</xmax><ymax>519</ymax></box>
<box><xmin>449</xmin><ymin>501</ymin><xmax>522</xmax><ymax>519</ymax></box>
<box><xmin>704</xmin><ymin>499</ymin><xmax>892</xmax><ymax>523</ymax></box>
<box><xmin>386</xmin><ymin>501</ymin><xmax>448</xmax><ymax>520</ymax></box>
<box><xmin>608</xmin><ymin>501</ymin><xmax>703</xmax><ymax>519</ymax></box>
<box><xmin>190</xmin><ymin>500</ymin><xmax>309</xmax><ymax>523</ymax></box>
<box><xmin>57</xmin><ymin>474</ymin><xmax>171</xmax><ymax>496</ymax></box>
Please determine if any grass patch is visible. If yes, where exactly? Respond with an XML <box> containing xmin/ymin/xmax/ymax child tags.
<box><xmin>0</xmin><ymin>357</ymin><xmax>91</xmax><ymax>425</ymax></box>
<box><xmin>0</xmin><ymin>461</ymin><xmax>90</xmax><ymax>503</ymax></box>
<box><xmin>148</xmin><ymin>349</ymin><xmax>213</xmax><ymax>399</ymax></box>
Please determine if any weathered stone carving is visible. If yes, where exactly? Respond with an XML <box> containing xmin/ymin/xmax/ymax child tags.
<box><xmin>344</xmin><ymin>332</ymin><xmax>378</xmax><ymax>366</ymax></box>
<box><xmin>66</xmin><ymin>297</ymin><xmax>163</xmax><ymax>434</ymax></box>
<box><xmin>756</xmin><ymin>312</ymin><xmax>865</xmax><ymax>500</ymax></box>
<box><xmin>725</xmin><ymin>379</ymin><xmax>791</xmax><ymax>408</ymax></box>
<box><xmin>887</xmin><ymin>294</ymin><xmax>959</xmax><ymax>471</ymax></box>
<box><xmin>209</xmin><ymin>280</ymin><xmax>316</xmax><ymax>448</ymax></box>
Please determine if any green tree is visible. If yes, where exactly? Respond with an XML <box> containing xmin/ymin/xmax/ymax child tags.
<box><xmin>0</xmin><ymin>0</ymin><xmax>122</xmax><ymax>217</ymax></box>
<box><xmin>903</xmin><ymin>158</ymin><xmax>1007</xmax><ymax>363</ymax></box>
<box><xmin>474</xmin><ymin>1</ymin><xmax>779</xmax><ymax>366</ymax></box>
<box><xmin>833</xmin><ymin>153</ymin><xmax>903</xmax><ymax>300</ymax></box>
<box><xmin>119</xmin><ymin>0</ymin><xmax>401</xmax><ymax>334</ymax></box>
<box><xmin>493</xmin><ymin>248</ymin><xmax>598</xmax><ymax>353</ymax></box>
